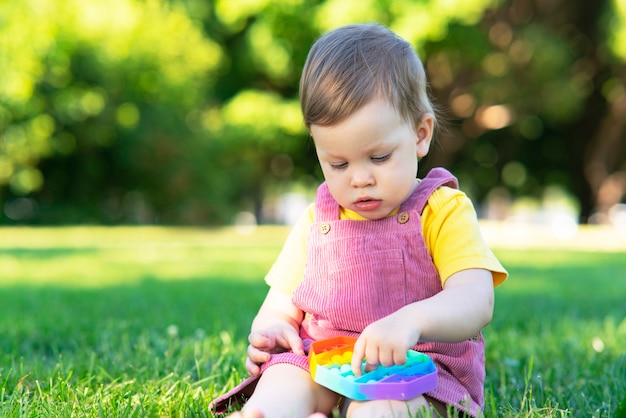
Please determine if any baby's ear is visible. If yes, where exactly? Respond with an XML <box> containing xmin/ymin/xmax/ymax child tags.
<box><xmin>416</xmin><ymin>114</ymin><xmax>434</xmax><ymax>158</ymax></box>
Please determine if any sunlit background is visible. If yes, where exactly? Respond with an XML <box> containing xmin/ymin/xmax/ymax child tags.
<box><xmin>1</xmin><ymin>3</ymin><xmax>625</xmax><ymax>415</ymax></box>
<box><xmin>1</xmin><ymin>0</ymin><xmax>625</xmax><ymax>236</ymax></box>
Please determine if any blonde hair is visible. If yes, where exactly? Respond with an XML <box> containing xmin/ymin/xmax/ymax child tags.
<box><xmin>300</xmin><ymin>23</ymin><xmax>436</xmax><ymax>131</ymax></box>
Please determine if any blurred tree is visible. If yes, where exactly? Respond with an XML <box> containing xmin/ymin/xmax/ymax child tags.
<box><xmin>0</xmin><ymin>0</ymin><xmax>225</xmax><ymax>223</ymax></box>
<box><xmin>182</xmin><ymin>0</ymin><xmax>506</xmax><ymax>222</ymax></box>
<box><xmin>1</xmin><ymin>0</ymin><xmax>624</xmax><ymax>224</ymax></box>
<box><xmin>422</xmin><ymin>0</ymin><xmax>626</xmax><ymax>223</ymax></box>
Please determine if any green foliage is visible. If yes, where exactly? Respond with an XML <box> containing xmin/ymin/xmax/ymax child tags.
<box><xmin>0</xmin><ymin>0</ymin><xmax>230</xmax><ymax>223</ymax></box>
<box><xmin>1</xmin><ymin>0</ymin><xmax>625</xmax><ymax>224</ymax></box>
<box><xmin>609</xmin><ymin>0</ymin><xmax>626</xmax><ymax>61</ymax></box>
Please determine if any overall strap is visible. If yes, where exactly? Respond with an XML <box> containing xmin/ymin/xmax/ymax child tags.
<box><xmin>314</xmin><ymin>182</ymin><xmax>339</xmax><ymax>222</ymax></box>
<box><xmin>402</xmin><ymin>168</ymin><xmax>459</xmax><ymax>214</ymax></box>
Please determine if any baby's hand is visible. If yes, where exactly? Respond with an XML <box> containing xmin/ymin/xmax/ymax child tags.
<box><xmin>350</xmin><ymin>313</ymin><xmax>420</xmax><ymax>377</ymax></box>
<box><xmin>245</xmin><ymin>323</ymin><xmax>304</xmax><ymax>376</ymax></box>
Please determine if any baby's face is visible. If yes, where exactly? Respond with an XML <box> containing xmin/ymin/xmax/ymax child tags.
<box><xmin>311</xmin><ymin>99</ymin><xmax>433</xmax><ymax>220</ymax></box>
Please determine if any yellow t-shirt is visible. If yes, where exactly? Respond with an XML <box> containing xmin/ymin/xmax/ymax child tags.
<box><xmin>266</xmin><ymin>186</ymin><xmax>507</xmax><ymax>296</ymax></box>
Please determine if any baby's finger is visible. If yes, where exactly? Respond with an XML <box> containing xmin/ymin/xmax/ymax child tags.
<box><xmin>282</xmin><ymin>330</ymin><xmax>305</xmax><ymax>356</ymax></box>
<box><xmin>248</xmin><ymin>331</ymin><xmax>272</xmax><ymax>350</ymax></box>
<box><xmin>247</xmin><ymin>344</ymin><xmax>271</xmax><ymax>364</ymax></box>
<box><xmin>363</xmin><ymin>360</ymin><xmax>379</xmax><ymax>373</ymax></box>
<box><xmin>245</xmin><ymin>356</ymin><xmax>261</xmax><ymax>376</ymax></box>
<box><xmin>392</xmin><ymin>348</ymin><xmax>408</xmax><ymax>367</ymax></box>
<box><xmin>363</xmin><ymin>343</ymin><xmax>381</xmax><ymax>371</ymax></box>
<box><xmin>378</xmin><ymin>347</ymin><xmax>396</xmax><ymax>368</ymax></box>
<box><xmin>351</xmin><ymin>339</ymin><xmax>366</xmax><ymax>377</ymax></box>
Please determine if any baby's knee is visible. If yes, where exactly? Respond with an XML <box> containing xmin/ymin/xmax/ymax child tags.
<box><xmin>344</xmin><ymin>396</ymin><xmax>439</xmax><ymax>418</ymax></box>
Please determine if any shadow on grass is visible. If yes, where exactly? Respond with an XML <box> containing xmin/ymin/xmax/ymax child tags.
<box><xmin>0</xmin><ymin>277</ymin><xmax>267</xmax><ymax>359</ymax></box>
<box><xmin>1</xmin><ymin>248</ymin><xmax>625</xmax><ymax>416</ymax></box>
<box><xmin>3</xmin><ymin>249</ymin><xmax>624</xmax><ymax>357</ymax></box>
<box><xmin>1</xmin><ymin>247</ymin><xmax>101</xmax><ymax>259</ymax></box>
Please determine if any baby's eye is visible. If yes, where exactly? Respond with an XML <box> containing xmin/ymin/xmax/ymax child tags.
<box><xmin>330</xmin><ymin>162</ymin><xmax>348</xmax><ymax>170</ymax></box>
<box><xmin>371</xmin><ymin>153</ymin><xmax>391</xmax><ymax>163</ymax></box>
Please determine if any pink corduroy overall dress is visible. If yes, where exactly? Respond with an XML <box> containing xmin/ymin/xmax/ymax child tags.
<box><xmin>209</xmin><ymin>168</ymin><xmax>486</xmax><ymax>416</ymax></box>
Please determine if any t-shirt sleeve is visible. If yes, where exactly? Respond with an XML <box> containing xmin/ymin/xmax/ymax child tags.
<box><xmin>422</xmin><ymin>187</ymin><xmax>508</xmax><ymax>287</ymax></box>
<box><xmin>264</xmin><ymin>203</ymin><xmax>314</xmax><ymax>296</ymax></box>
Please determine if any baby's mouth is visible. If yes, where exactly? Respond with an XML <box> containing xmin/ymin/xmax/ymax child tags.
<box><xmin>354</xmin><ymin>198</ymin><xmax>382</xmax><ymax>211</ymax></box>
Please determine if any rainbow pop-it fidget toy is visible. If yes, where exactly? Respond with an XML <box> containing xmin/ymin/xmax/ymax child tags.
<box><xmin>309</xmin><ymin>336</ymin><xmax>437</xmax><ymax>401</ymax></box>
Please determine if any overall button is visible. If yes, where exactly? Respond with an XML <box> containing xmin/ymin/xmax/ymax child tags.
<box><xmin>319</xmin><ymin>223</ymin><xmax>331</xmax><ymax>234</ymax></box>
<box><xmin>398</xmin><ymin>212</ymin><xmax>410</xmax><ymax>224</ymax></box>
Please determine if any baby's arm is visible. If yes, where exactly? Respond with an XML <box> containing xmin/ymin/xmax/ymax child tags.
<box><xmin>245</xmin><ymin>287</ymin><xmax>305</xmax><ymax>376</ymax></box>
<box><xmin>351</xmin><ymin>268</ymin><xmax>494</xmax><ymax>375</ymax></box>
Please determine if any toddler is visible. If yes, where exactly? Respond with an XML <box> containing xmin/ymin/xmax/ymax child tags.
<box><xmin>210</xmin><ymin>23</ymin><xmax>507</xmax><ymax>418</ymax></box>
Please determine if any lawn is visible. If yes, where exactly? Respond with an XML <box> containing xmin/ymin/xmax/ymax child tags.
<box><xmin>0</xmin><ymin>225</ymin><xmax>624</xmax><ymax>417</ymax></box>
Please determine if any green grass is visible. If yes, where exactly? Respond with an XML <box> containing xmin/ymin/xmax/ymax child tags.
<box><xmin>0</xmin><ymin>226</ymin><xmax>624</xmax><ymax>417</ymax></box>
